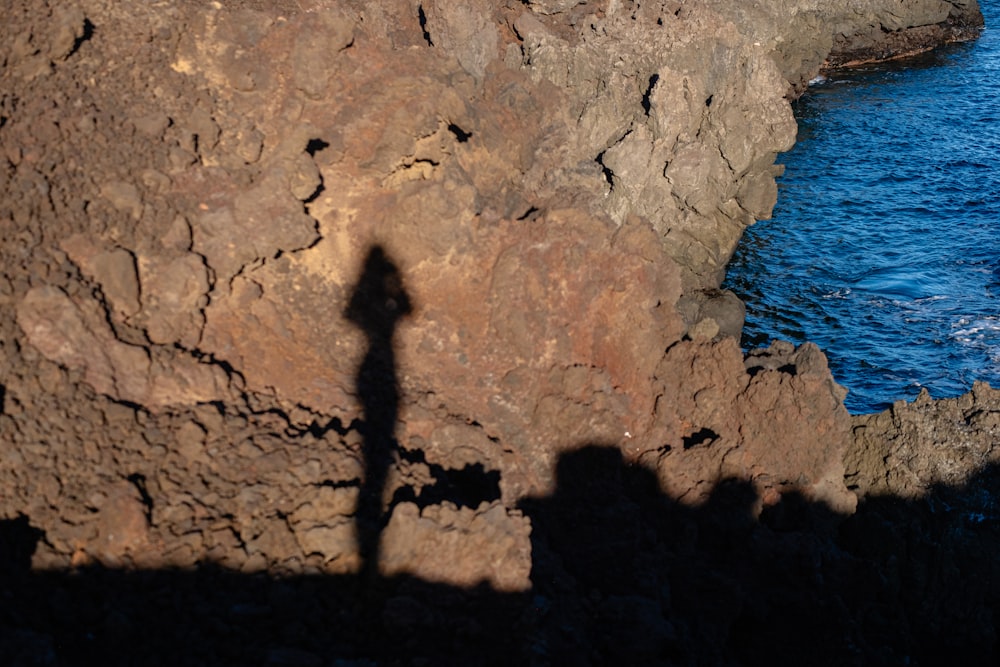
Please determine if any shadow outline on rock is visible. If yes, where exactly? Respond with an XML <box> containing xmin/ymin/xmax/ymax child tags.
<box><xmin>2</xmin><ymin>244</ymin><xmax>999</xmax><ymax>666</ymax></box>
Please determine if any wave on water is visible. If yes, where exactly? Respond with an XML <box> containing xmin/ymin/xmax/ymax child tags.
<box><xmin>725</xmin><ymin>21</ymin><xmax>1000</xmax><ymax>413</ymax></box>
<box><xmin>951</xmin><ymin>315</ymin><xmax>1000</xmax><ymax>364</ymax></box>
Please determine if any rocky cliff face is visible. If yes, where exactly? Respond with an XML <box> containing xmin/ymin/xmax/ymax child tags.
<box><xmin>0</xmin><ymin>0</ymin><xmax>991</xmax><ymax>664</ymax></box>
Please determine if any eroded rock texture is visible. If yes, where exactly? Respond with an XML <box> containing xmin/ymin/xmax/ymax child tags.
<box><xmin>838</xmin><ymin>383</ymin><xmax>1000</xmax><ymax>663</ymax></box>
<box><xmin>0</xmin><ymin>0</ymin><xmax>845</xmax><ymax>574</ymax></box>
<box><xmin>0</xmin><ymin>0</ymin><xmax>992</xmax><ymax>664</ymax></box>
<box><xmin>849</xmin><ymin>381</ymin><xmax>1000</xmax><ymax>499</ymax></box>
<box><xmin>704</xmin><ymin>0</ymin><xmax>983</xmax><ymax>92</ymax></box>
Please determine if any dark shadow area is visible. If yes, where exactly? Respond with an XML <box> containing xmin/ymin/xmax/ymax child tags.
<box><xmin>345</xmin><ymin>246</ymin><xmax>412</xmax><ymax>581</ymax></box>
<box><xmin>417</xmin><ymin>4</ymin><xmax>433</xmax><ymax>47</ymax></box>
<box><xmin>446</xmin><ymin>123</ymin><xmax>472</xmax><ymax>143</ymax></box>
<box><xmin>391</xmin><ymin>452</ymin><xmax>502</xmax><ymax>511</ymax></box>
<box><xmin>302</xmin><ymin>138</ymin><xmax>328</xmax><ymax>204</ymax></box>
<box><xmin>4</xmin><ymin>461</ymin><xmax>1000</xmax><ymax>665</ymax></box>
<box><xmin>3</xmin><ymin>246</ymin><xmax>1000</xmax><ymax>665</ymax></box>
<box><xmin>682</xmin><ymin>427</ymin><xmax>718</xmax><ymax>450</ymax></box>
<box><xmin>66</xmin><ymin>18</ymin><xmax>95</xmax><ymax>60</ymax></box>
<box><xmin>305</xmin><ymin>138</ymin><xmax>330</xmax><ymax>156</ymax></box>
<box><xmin>641</xmin><ymin>73</ymin><xmax>659</xmax><ymax>116</ymax></box>
<box><xmin>5</xmin><ymin>455</ymin><xmax>1000</xmax><ymax>665</ymax></box>
<box><xmin>516</xmin><ymin>205</ymin><xmax>539</xmax><ymax>221</ymax></box>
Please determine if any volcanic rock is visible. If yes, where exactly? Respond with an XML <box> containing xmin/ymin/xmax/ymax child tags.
<box><xmin>0</xmin><ymin>0</ymin><xmax>991</xmax><ymax>664</ymax></box>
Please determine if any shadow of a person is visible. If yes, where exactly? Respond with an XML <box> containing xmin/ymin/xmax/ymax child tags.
<box><xmin>345</xmin><ymin>245</ymin><xmax>412</xmax><ymax>582</ymax></box>
<box><xmin>519</xmin><ymin>445</ymin><xmax>681</xmax><ymax>664</ymax></box>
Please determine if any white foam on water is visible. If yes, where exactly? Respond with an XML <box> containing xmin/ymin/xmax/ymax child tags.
<box><xmin>821</xmin><ymin>288</ymin><xmax>852</xmax><ymax>299</ymax></box>
<box><xmin>951</xmin><ymin>315</ymin><xmax>1000</xmax><ymax>337</ymax></box>
<box><xmin>950</xmin><ymin>317</ymin><xmax>1000</xmax><ymax>368</ymax></box>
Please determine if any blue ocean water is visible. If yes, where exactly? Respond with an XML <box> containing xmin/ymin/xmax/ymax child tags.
<box><xmin>725</xmin><ymin>5</ymin><xmax>1000</xmax><ymax>413</ymax></box>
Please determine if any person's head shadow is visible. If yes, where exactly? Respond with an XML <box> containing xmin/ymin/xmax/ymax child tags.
<box><xmin>517</xmin><ymin>445</ymin><xmax>759</xmax><ymax>664</ymax></box>
<box><xmin>520</xmin><ymin>445</ymin><xmax>668</xmax><ymax>595</ymax></box>
<box><xmin>345</xmin><ymin>245</ymin><xmax>412</xmax><ymax>343</ymax></box>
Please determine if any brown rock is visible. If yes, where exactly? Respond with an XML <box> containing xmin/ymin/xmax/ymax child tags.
<box><xmin>136</xmin><ymin>252</ymin><xmax>210</xmax><ymax>347</ymax></box>
<box><xmin>380</xmin><ymin>501</ymin><xmax>532</xmax><ymax>592</ymax></box>
<box><xmin>17</xmin><ymin>286</ymin><xmax>226</xmax><ymax>408</ymax></box>
<box><xmin>61</xmin><ymin>235</ymin><xmax>141</xmax><ymax>317</ymax></box>
<box><xmin>649</xmin><ymin>339</ymin><xmax>854</xmax><ymax>513</ymax></box>
<box><xmin>100</xmin><ymin>180</ymin><xmax>144</xmax><ymax>220</ymax></box>
<box><xmin>421</xmin><ymin>2</ymin><xmax>499</xmax><ymax>80</ymax></box>
<box><xmin>89</xmin><ymin>481</ymin><xmax>151</xmax><ymax>567</ymax></box>
<box><xmin>290</xmin><ymin>11</ymin><xmax>355</xmax><ymax>99</ymax></box>
<box><xmin>848</xmin><ymin>382</ymin><xmax>1000</xmax><ymax>498</ymax></box>
<box><xmin>0</xmin><ymin>4</ymin><xmax>986</xmax><ymax>658</ymax></box>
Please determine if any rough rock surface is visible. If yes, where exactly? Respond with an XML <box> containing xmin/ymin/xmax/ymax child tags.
<box><xmin>849</xmin><ymin>381</ymin><xmax>1000</xmax><ymax>499</ymax></box>
<box><xmin>705</xmin><ymin>0</ymin><xmax>983</xmax><ymax>92</ymax></box>
<box><xmin>838</xmin><ymin>383</ymin><xmax>1000</xmax><ymax>663</ymax></box>
<box><xmin>0</xmin><ymin>0</ymin><xmax>992</xmax><ymax>664</ymax></box>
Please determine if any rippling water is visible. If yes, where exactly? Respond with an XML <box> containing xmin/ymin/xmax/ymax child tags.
<box><xmin>726</xmin><ymin>5</ymin><xmax>1000</xmax><ymax>413</ymax></box>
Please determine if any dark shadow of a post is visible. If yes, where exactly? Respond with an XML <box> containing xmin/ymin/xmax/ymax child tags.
<box><xmin>345</xmin><ymin>245</ymin><xmax>412</xmax><ymax>582</ymax></box>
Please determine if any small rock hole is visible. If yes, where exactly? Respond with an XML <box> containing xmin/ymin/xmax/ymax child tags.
<box><xmin>682</xmin><ymin>427</ymin><xmax>719</xmax><ymax>450</ymax></box>
<box><xmin>305</xmin><ymin>138</ymin><xmax>330</xmax><ymax>156</ymax></box>
<box><xmin>595</xmin><ymin>150</ymin><xmax>614</xmax><ymax>190</ymax></box>
<box><xmin>127</xmin><ymin>473</ymin><xmax>155</xmax><ymax>524</ymax></box>
<box><xmin>67</xmin><ymin>18</ymin><xmax>95</xmax><ymax>59</ymax></box>
<box><xmin>517</xmin><ymin>206</ymin><xmax>539</xmax><ymax>221</ymax></box>
<box><xmin>447</xmin><ymin>123</ymin><xmax>472</xmax><ymax>142</ymax></box>
<box><xmin>418</xmin><ymin>5</ymin><xmax>434</xmax><ymax>46</ymax></box>
<box><xmin>642</xmin><ymin>73</ymin><xmax>660</xmax><ymax>115</ymax></box>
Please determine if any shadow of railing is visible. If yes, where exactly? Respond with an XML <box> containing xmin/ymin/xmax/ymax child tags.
<box><xmin>3</xmin><ymin>245</ymin><xmax>1000</xmax><ymax>665</ymax></box>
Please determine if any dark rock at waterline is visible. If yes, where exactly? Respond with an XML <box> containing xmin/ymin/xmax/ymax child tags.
<box><xmin>839</xmin><ymin>382</ymin><xmax>1000</xmax><ymax>663</ymax></box>
<box><xmin>703</xmin><ymin>0</ymin><xmax>984</xmax><ymax>94</ymax></box>
<box><xmin>848</xmin><ymin>381</ymin><xmax>1000</xmax><ymax>499</ymax></box>
<box><xmin>682</xmin><ymin>288</ymin><xmax>747</xmax><ymax>341</ymax></box>
<box><xmin>826</xmin><ymin>0</ymin><xmax>985</xmax><ymax>70</ymax></box>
